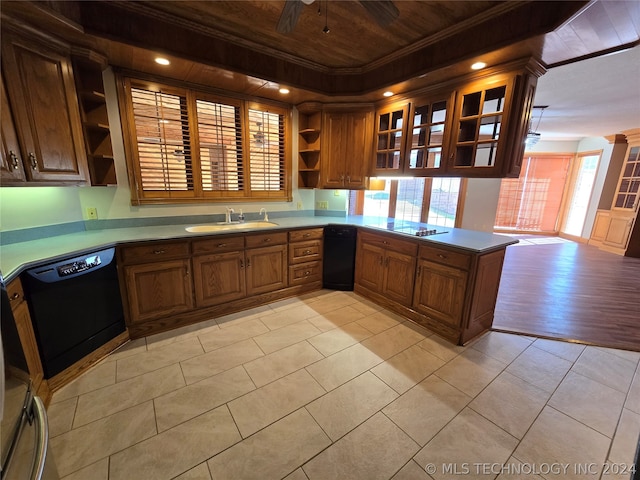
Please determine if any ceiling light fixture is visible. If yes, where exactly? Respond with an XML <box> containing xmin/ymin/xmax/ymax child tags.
<box><xmin>383</xmin><ymin>91</ymin><xmax>394</xmax><ymax>97</ymax></box>
<box><xmin>155</xmin><ymin>57</ymin><xmax>170</xmax><ymax>66</ymax></box>
<box><xmin>471</xmin><ymin>61</ymin><xmax>486</xmax><ymax>70</ymax></box>
<box><xmin>526</xmin><ymin>105</ymin><xmax>548</xmax><ymax>147</ymax></box>
<box><xmin>279</xmin><ymin>88</ymin><xmax>290</xmax><ymax>94</ymax></box>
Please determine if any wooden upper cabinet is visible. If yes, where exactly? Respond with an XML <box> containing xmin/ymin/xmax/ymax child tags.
<box><xmin>372</xmin><ymin>103</ymin><xmax>409</xmax><ymax>176</ymax></box>
<box><xmin>372</xmin><ymin>93</ymin><xmax>454</xmax><ymax>176</ymax></box>
<box><xmin>447</xmin><ymin>70</ymin><xmax>538</xmax><ymax>178</ymax></box>
<box><xmin>0</xmin><ymin>73</ymin><xmax>26</xmax><ymax>184</ymax></box>
<box><xmin>1</xmin><ymin>31</ymin><xmax>89</xmax><ymax>184</ymax></box>
<box><xmin>321</xmin><ymin>107</ymin><xmax>373</xmax><ymax>189</ymax></box>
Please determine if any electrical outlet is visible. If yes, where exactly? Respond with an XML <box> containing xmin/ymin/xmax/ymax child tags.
<box><xmin>317</xmin><ymin>201</ymin><xmax>329</xmax><ymax>210</ymax></box>
<box><xmin>297</xmin><ymin>201</ymin><xmax>303</xmax><ymax>210</ymax></box>
<box><xmin>333</xmin><ymin>190</ymin><xmax>340</xmax><ymax>196</ymax></box>
<box><xmin>87</xmin><ymin>207</ymin><xmax>98</xmax><ymax>220</ymax></box>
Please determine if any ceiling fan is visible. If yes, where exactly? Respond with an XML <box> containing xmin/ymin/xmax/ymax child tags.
<box><xmin>276</xmin><ymin>0</ymin><xmax>399</xmax><ymax>34</ymax></box>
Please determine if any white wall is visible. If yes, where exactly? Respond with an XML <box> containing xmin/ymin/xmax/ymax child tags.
<box><xmin>459</xmin><ymin>178</ymin><xmax>502</xmax><ymax>232</ymax></box>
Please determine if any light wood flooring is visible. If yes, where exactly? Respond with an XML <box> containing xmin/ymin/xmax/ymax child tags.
<box><xmin>493</xmin><ymin>235</ymin><xmax>640</xmax><ymax>352</ymax></box>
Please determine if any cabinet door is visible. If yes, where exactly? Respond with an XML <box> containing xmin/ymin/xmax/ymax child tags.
<box><xmin>1</xmin><ymin>33</ymin><xmax>88</xmax><ymax>183</ymax></box>
<box><xmin>381</xmin><ymin>250</ymin><xmax>416</xmax><ymax>306</ymax></box>
<box><xmin>447</xmin><ymin>75</ymin><xmax>515</xmax><ymax>177</ymax></box>
<box><xmin>603</xmin><ymin>213</ymin><xmax>635</xmax><ymax>250</ymax></box>
<box><xmin>193</xmin><ymin>251</ymin><xmax>246</xmax><ymax>307</ymax></box>
<box><xmin>322</xmin><ymin>109</ymin><xmax>373</xmax><ymax>189</ymax></box>
<box><xmin>0</xmin><ymin>73</ymin><xmax>26</xmax><ymax>183</ymax></box>
<box><xmin>246</xmin><ymin>244</ymin><xmax>288</xmax><ymax>296</ymax></box>
<box><xmin>413</xmin><ymin>259</ymin><xmax>467</xmax><ymax>329</ymax></box>
<box><xmin>124</xmin><ymin>259</ymin><xmax>194</xmax><ymax>324</ymax></box>
<box><xmin>354</xmin><ymin>240</ymin><xmax>385</xmax><ymax>293</ymax></box>
<box><xmin>404</xmin><ymin>95</ymin><xmax>453</xmax><ymax>176</ymax></box>
<box><xmin>372</xmin><ymin>103</ymin><xmax>409</xmax><ymax>176</ymax></box>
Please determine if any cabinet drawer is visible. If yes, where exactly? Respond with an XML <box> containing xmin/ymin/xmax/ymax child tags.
<box><xmin>192</xmin><ymin>235</ymin><xmax>244</xmax><ymax>254</ymax></box>
<box><xmin>359</xmin><ymin>231</ymin><xmax>418</xmax><ymax>256</ymax></box>
<box><xmin>289</xmin><ymin>261</ymin><xmax>322</xmax><ymax>285</ymax></box>
<box><xmin>289</xmin><ymin>228</ymin><xmax>324</xmax><ymax>242</ymax></box>
<box><xmin>120</xmin><ymin>241</ymin><xmax>190</xmax><ymax>264</ymax></box>
<box><xmin>419</xmin><ymin>244</ymin><xmax>471</xmax><ymax>270</ymax></box>
<box><xmin>6</xmin><ymin>278</ymin><xmax>25</xmax><ymax>307</ymax></box>
<box><xmin>245</xmin><ymin>231</ymin><xmax>287</xmax><ymax>248</ymax></box>
<box><xmin>289</xmin><ymin>240</ymin><xmax>322</xmax><ymax>264</ymax></box>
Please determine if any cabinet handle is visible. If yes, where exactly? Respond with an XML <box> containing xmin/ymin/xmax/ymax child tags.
<box><xmin>303</xmin><ymin>233</ymin><xmax>311</xmax><ymax>238</ymax></box>
<box><xmin>417</xmin><ymin>266</ymin><xmax>421</xmax><ymax>277</ymax></box>
<box><xmin>383</xmin><ymin>240</ymin><xmax>390</xmax><ymax>246</ymax></box>
<box><xmin>437</xmin><ymin>253</ymin><xmax>447</xmax><ymax>259</ymax></box>
<box><xmin>247</xmin><ymin>258</ymin><xmax>251</xmax><ymax>267</ymax></box>
<box><xmin>385</xmin><ymin>257</ymin><xmax>389</xmax><ymax>267</ymax></box>
<box><xmin>153</xmin><ymin>249</ymin><xmax>166</xmax><ymax>255</ymax></box>
<box><xmin>378</xmin><ymin>256</ymin><xmax>383</xmax><ymax>265</ymax></box>
<box><xmin>28</xmin><ymin>152</ymin><xmax>37</xmax><ymax>170</ymax></box>
<box><xmin>9</xmin><ymin>150</ymin><xmax>19</xmax><ymax>169</ymax></box>
<box><xmin>304</xmin><ymin>271</ymin><xmax>311</xmax><ymax>276</ymax></box>
<box><xmin>185</xmin><ymin>269</ymin><xmax>190</xmax><ymax>276</ymax></box>
<box><xmin>10</xmin><ymin>292</ymin><xmax>20</xmax><ymax>301</ymax></box>
<box><xmin>218</xmin><ymin>243</ymin><xmax>227</xmax><ymax>248</ymax></box>
<box><xmin>240</xmin><ymin>259</ymin><xmax>244</xmax><ymax>268</ymax></box>
<box><xmin>340</xmin><ymin>174</ymin><xmax>345</xmax><ymax>185</ymax></box>
<box><xmin>347</xmin><ymin>175</ymin><xmax>351</xmax><ymax>184</ymax></box>
<box><xmin>303</xmin><ymin>249</ymin><xmax>312</xmax><ymax>255</ymax></box>
<box><xmin>263</xmin><ymin>238</ymin><xmax>271</xmax><ymax>243</ymax></box>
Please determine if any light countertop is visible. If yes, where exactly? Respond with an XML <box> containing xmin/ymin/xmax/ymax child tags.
<box><xmin>0</xmin><ymin>215</ymin><xmax>517</xmax><ymax>282</ymax></box>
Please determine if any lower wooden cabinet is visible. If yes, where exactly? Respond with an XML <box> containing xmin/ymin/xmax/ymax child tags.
<box><xmin>6</xmin><ymin>278</ymin><xmax>51</xmax><ymax>403</ymax></box>
<box><xmin>354</xmin><ymin>228</ymin><xmax>507</xmax><ymax>345</ymax></box>
<box><xmin>288</xmin><ymin>228</ymin><xmax>323</xmax><ymax>286</ymax></box>
<box><xmin>413</xmin><ymin>259</ymin><xmax>468</xmax><ymax>330</ymax></box>
<box><xmin>123</xmin><ymin>259</ymin><xmax>195</xmax><ymax>324</ymax></box>
<box><xmin>246</xmin><ymin>244</ymin><xmax>288</xmax><ymax>296</ymax></box>
<box><xmin>355</xmin><ymin>231</ymin><xmax>417</xmax><ymax>306</ymax></box>
<box><xmin>193</xmin><ymin>251</ymin><xmax>246</xmax><ymax>307</ymax></box>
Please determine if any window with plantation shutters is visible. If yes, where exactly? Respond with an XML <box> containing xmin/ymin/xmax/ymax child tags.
<box><xmin>130</xmin><ymin>87</ymin><xmax>192</xmax><ymax>194</ymax></box>
<box><xmin>121</xmin><ymin>77</ymin><xmax>291</xmax><ymax>204</ymax></box>
<box><xmin>247</xmin><ymin>107</ymin><xmax>286</xmax><ymax>195</ymax></box>
<box><xmin>196</xmin><ymin>98</ymin><xmax>244</xmax><ymax>194</ymax></box>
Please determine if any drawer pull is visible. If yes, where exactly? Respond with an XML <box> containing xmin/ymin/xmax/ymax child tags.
<box><xmin>303</xmin><ymin>233</ymin><xmax>311</xmax><ymax>237</ymax></box>
<box><xmin>153</xmin><ymin>249</ymin><xmax>166</xmax><ymax>255</ymax></box>
<box><xmin>383</xmin><ymin>240</ymin><xmax>390</xmax><ymax>245</ymax></box>
<box><xmin>10</xmin><ymin>292</ymin><xmax>20</xmax><ymax>301</ymax></box>
<box><xmin>263</xmin><ymin>238</ymin><xmax>271</xmax><ymax>243</ymax></box>
<box><xmin>303</xmin><ymin>250</ymin><xmax>312</xmax><ymax>255</ymax></box>
<box><xmin>218</xmin><ymin>243</ymin><xmax>227</xmax><ymax>247</ymax></box>
<box><xmin>437</xmin><ymin>254</ymin><xmax>447</xmax><ymax>259</ymax></box>
<box><xmin>304</xmin><ymin>271</ymin><xmax>311</xmax><ymax>276</ymax></box>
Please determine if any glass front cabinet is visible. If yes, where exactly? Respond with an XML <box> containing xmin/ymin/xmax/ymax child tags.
<box><xmin>372</xmin><ymin>63</ymin><xmax>540</xmax><ymax>178</ymax></box>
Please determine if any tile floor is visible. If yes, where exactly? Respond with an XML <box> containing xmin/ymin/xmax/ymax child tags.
<box><xmin>47</xmin><ymin>290</ymin><xmax>640</xmax><ymax>480</ymax></box>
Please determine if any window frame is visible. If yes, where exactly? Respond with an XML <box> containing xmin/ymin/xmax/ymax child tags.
<box><xmin>118</xmin><ymin>75</ymin><xmax>292</xmax><ymax>205</ymax></box>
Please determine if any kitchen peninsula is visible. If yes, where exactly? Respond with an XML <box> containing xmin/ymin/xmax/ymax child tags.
<box><xmin>1</xmin><ymin>215</ymin><xmax>516</xmax><ymax>395</ymax></box>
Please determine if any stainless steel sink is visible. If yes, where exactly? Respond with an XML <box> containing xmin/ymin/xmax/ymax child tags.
<box><xmin>185</xmin><ymin>222</ymin><xmax>279</xmax><ymax>233</ymax></box>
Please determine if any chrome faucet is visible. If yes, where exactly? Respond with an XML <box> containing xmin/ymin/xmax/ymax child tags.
<box><xmin>259</xmin><ymin>208</ymin><xmax>269</xmax><ymax>222</ymax></box>
<box><xmin>225</xmin><ymin>207</ymin><xmax>235</xmax><ymax>223</ymax></box>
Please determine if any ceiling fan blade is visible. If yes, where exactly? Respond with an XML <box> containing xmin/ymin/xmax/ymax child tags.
<box><xmin>359</xmin><ymin>0</ymin><xmax>399</xmax><ymax>27</ymax></box>
<box><xmin>277</xmin><ymin>0</ymin><xmax>305</xmax><ymax>34</ymax></box>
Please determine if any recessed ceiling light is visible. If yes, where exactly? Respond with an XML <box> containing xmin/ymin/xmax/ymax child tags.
<box><xmin>279</xmin><ymin>88</ymin><xmax>290</xmax><ymax>94</ymax></box>
<box><xmin>383</xmin><ymin>91</ymin><xmax>394</xmax><ymax>97</ymax></box>
<box><xmin>155</xmin><ymin>57</ymin><xmax>170</xmax><ymax>66</ymax></box>
<box><xmin>471</xmin><ymin>62</ymin><xmax>486</xmax><ymax>70</ymax></box>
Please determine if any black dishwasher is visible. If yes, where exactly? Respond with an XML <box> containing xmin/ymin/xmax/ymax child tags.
<box><xmin>323</xmin><ymin>225</ymin><xmax>357</xmax><ymax>290</ymax></box>
<box><xmin>21</xmin><ymin>247</ymin><xmax>126</xmax><ymax>378</ymax></box>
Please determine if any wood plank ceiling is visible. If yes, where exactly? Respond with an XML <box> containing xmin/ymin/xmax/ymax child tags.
<box><xmin>3</xmin><ymin>0</ymin><xmax>639</xmax><ymax>104</ymax></box>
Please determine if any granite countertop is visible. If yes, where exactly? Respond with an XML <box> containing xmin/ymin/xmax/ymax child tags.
<box><xmin>0</xmin><ymin>215</ymin><xmax>517</xmax><ymax>282</ymax></box>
